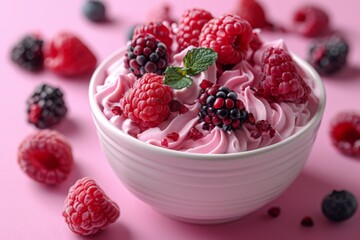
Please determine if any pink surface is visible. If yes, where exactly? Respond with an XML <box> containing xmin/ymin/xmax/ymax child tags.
<box><xmin>1</xmin><ymin>0</ymin><xmax>360</xmax><ymax>239</ymax></box>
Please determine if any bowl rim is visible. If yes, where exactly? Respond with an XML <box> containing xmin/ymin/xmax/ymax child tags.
<box><xmin>89</xmin><ymin>48</ymin><xmax>326</xmax><ymax>161</ymax></box>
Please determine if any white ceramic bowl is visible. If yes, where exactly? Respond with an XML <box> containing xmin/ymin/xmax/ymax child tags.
<box><xmin>89</xmin><ymin>49</ymin><xmax>326</xmax><ymax>224</ymax></box>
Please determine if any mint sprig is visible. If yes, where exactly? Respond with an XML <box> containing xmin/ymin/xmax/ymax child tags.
<box><xmin>164</xmin><ymin>48</ymin><xmax>217</xmax><ymax>89</ymax></box>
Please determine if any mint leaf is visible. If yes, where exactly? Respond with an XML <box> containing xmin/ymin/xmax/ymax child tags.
<box><xmin>164</xmin><ymin>67</ymin><xmax>193</xmax><ymax>89</ymax></box>
<box><xmin>183</xmin><ymin>48</ymin><xmax>217</xmax><ymax>76</ymax></box>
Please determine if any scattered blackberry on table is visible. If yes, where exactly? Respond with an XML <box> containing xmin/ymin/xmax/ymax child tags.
<box><xmin>176</xmin><ymin>8</ymin><xmax>213</xmax><ymax>52</ymax></box>
<box><xmin>198</xmin><ymin>80</ymin><xmax>249</xmax><ymax>131</ymax></box>
<box><xmin>17</xmin><ymin>130</ymin><xmax>73</xmax><ymax>184</ymax></box>
<box><xmin>82</xmin><ymin>0</ymin><xmax>106</xmax><ymax>22</ymax></box>
<box><xmin>293</xmin><ymin>5</ymin><xmax>329</xmax><ymax>37</ymax></box>
<box><xmin>199</xmin><ymin>14</ymin><xmax>253</xmax><ymax>65</ymax></box>
<box><xmin>256</xmin><ymin>47</ymin><xmax>311</xmax><ymax>104</ymax></box>
<box><xmin>26</xmin><ymin>83</ymin><xmax>67</xmax><ymax>129</ymax></box>
<box><xmin>125</xmin><ymin>34</ymin><xmax>168</xmax><ymax>77</ymax></box>
<box><xmin>322</xmin><ymin>190</ymin><xmax>358</xmax><ymax>222</ymax></box>
<box><xmin>11</xmin><ymin>34</ymin><xmax>44</xmax><ymax>71</ymax></box>
<box><xmin>63</xmin><ymin>177</ymin><xmax>120</xmax><ymax>236</ymax></box>
<box><xmin>330</xmin><ymin>112</ymin><xmax>360</xmax><ymax>156</ymax></box>
<box><xmin>308</xmin><ymin>35</ymin><xmax>349</xmax><ymax>75</ymax></box>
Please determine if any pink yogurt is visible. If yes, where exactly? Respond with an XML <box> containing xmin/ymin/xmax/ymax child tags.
<box><xmin>95</xmin><ymin>38</ymin><xmax>319</xmax><ymax>154</ymax></box>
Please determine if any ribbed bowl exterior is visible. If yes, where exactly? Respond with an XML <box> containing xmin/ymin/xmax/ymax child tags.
<box><xmin>89</xmin><ymin>50</ymin><xmax>326</xmax><ymax>224</ymax></box>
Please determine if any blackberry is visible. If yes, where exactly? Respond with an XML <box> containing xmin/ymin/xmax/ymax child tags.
<box><xmin>124</xmin><ymin>34</ymin><xmax>168</xmax><ymax>77</ymax></box>
<box><xmin>82</xmin><ymin>0</ymin><xmax>106</xmax><ymax>22</ymax></box>
<box><xmin>198</xmin><ymin>80</ymin><xmax>248</xmax><ymax>131</ymax></box>
<box><xmin>11</xmin><ymin>35</ymin><xmax>44</xmax><ymax>71</ymax></box>
<box><xmin>26</xmin><ymin>83</ymin><xmax>68</xmax><ymax>129</ymax></box>
<box><xmin>308</xmin><ymin>35</ymin><xmax>349</xmax><ymax>75</ymax></box>
<box><xmin>321</xmin><ymin>190</ymin><xmax>358</xmax><ymax>222</ymax></box>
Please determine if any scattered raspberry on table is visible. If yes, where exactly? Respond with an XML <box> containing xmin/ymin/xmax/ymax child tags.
<box><xmin>17</xmin><ymin>130</ymin><xmax>73</xmax><ymax>184</ymax></box>
<box><xmin>63</xmin><ymin>177</ymin><xmax>120</xmax><ymax>236</ymax></box>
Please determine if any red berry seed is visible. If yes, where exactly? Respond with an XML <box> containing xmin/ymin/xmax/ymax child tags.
<box><xmin>267</xmin><ymin>207</ymin><xmax>281</xmax><ymax>218</ymax></box>
<box><xmin>111</xmin><ymin>106</ymin><xmax>123</xmax><ymax>116</ymax></box>
<box><xmin>167</xmin><ymin>132</ymin><xmax>179</xmax><ymax>142</ymax></box>
<box><xmin>161</xmin><ymin>138</ymin><xmax>169</xmax><ymax>147</ymax></box>
<box><xmin>301</xmin><ymin>216</ymin><xmax>314</xmax><ymax>227</ymax></box>
<box><xmin>189</xmin><ymin>127</ymin><xmax>203</xmax><ymax>140</ymax></box>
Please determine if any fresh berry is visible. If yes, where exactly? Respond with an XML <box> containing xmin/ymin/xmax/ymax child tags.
<box><xmin>198</xmin><ymin>80</ymin><xmax>249</xmax><ymax>131</ymax></box>
<box><xmin>125</xmin><ymin>34</ymin><xmax>168</xmax><ymax>77</ymax></box>
<box><xmin>167</xmin><ymin>132</ymin><xmax>179</xmax><ymax>141</ymax></box>
<box><xmin>120</xmin><ymin>73</ymin><xmax>173</xmax><ymax>129</ymax></box>
<box><xmin>267</xmin><ymin>207</ymin><xmax>281</xmax><ymax>218</ymax></box>
<box><xmin>63</xmin><ymin>177</ymin><xmax>120</xmax><ymax>236</ymax></box>
<box><xmin>26</xmin><ymin>83</ymin><xmax>67</xmax><ymax>129</ymax></box>
<box><xmin>330</xmin><ymin>112</ymin><xmax>360</xmax><ymax>156</ymax></box>
<box><xmin>308</xmin><ymin>35</ymin><xmax>349</xmax><ymax>75</ymax></box>
<box><xmin>11</xmin><ymin>34</ymin><xmax>44</xmax><ymax>71</ymax></box>
<box><xmin>301</xmin><ymin>216</ymin><xmax>314</xmax><ymax>227</ymax></box>
<box><xmin>293</xmin><ymin>5</ymin><xmax>329</xmax><ymax>37</ymax></box>
<box><xmin>199</xmin><ymin>14</ymin><xmax>253</xmax><ymax>65</ymax></box>
<box><xmin>82</xmin><ymin>0</ymin><xmax>106</xmax><ymax>22</ymax></box>
<box><xmin>17</xmin><ymin>130</ymin><xmax>73</xmax><ymax>184</ymax></box>
<box><xmin>176</xmin><ymin>8</ymin><xmax>213</xmax><ymax>52</ymax></box>
<box><xmin>256</xmin><ymin>47</ymin><xmax>311</xmax><ymax>104</ymax></box>
<box><xmin>147</xmin><ymin>3</ymin><xmax>176</xmax><ymax>25</ymax></box>
<box><xmin>322</xmin><ymin>190</ymin><xmax>358</xmax><ymax>222</ymax></box>
<box><xmin>44</xmin><ymin>32</ymin><xmax>97</xmax><ymax>76</ymax></box>
<box><xmin>133</xmin><ymin>22</ymin><xmax>173</xmax><ymax>54</ymax></box>
<box><xmin>235</xmin><ymin>0</ymin><xmax>269</xmax><ymax>29</ymax></box>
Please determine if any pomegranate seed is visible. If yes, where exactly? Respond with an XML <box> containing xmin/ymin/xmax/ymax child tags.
<box><xmin>179</xmin><ymin>105</ymin><xmax>189</xmax><ymax>114</ymax></box>
<box><xmin>161</xmin><ymin>138</ymin><xmax>169</xmax><ymax>147</ymax></box>
<box><xmin>199</xmin><ymin>79</ymin><xmax>213</xmax><ymax>90</ymax></box>
<box><xmin>213</xmin><ymin>98</ymin><xmax>224</xmax><ymax>109</ymax></box>
<box><xmin>111</xmin><ymin>106</ymin><xmax>123</xmax><ymax>116</ymax></box>
<box><xmin>301</xmin><ymin>216</ymin><xmax>314</xmax><ymax>227</ymax></box>
<box><xmin>267</xmin><ymin>207</ymin><xmax>281</xmax><ymax>218</ymax></box>
<box><xmin>189</xmin><ymin>127</ymin><xmax>203</xmax><ymax>140</ymax></box>
<box><xmin>167</xmin><ymin>132</ymin><xmax>179</xmax><ymax>141</ymax></box>
<box><xmin>169</xmin><ymin>100</ymin><xmax>181</xmax><ymax>112</ymax></box>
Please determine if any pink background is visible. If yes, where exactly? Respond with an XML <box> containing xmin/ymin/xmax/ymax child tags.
<box><xmin>1</xmin><ymin>0</ymin><xmax>360</xmax><ymax>239</ymax></box>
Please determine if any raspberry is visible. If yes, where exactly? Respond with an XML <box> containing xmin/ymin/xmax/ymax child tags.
<box><xmin>176</xmin><ymin>8</ymin><xmax>213</xmax><ymax>52</ymax></box>
<box><xmin>82</xmin><ymin>0</ymin><xmax>106</xmax><ymax>22</ymax></box>
<box><xmin>293</xmin><ymin>5</ymin><xmax>329</xmax><ymax>37</ymax></box>
<box><xmin>17</xmin><ymin>130</ymin><xmax>73</xmax><ymax>184</ymax></box>
<box><xmin>308</xmin><ymin>35</ymin><xmax>349</xmax><ymax>75</ymax></box>
<box><xmin>120</xmin><ymin>73</ymin><xmax>173</xmax><ymax>129</ymax></box>
<box><xmin>322</xmin><ymin>190</ymin><xmax>358</xmax><ymax>222</ymax></box>
<box><xmin>146</xmin><ymin>3</ymin><xmax>176</xmax><ymax>25</ymax></box>
<box><xmin>124</xmin><ymin>34</ymin><xmax>168</xmax><ymax>77</ymax></box>
<box><xmin>44</xmin><ymin>32</ymin><xmax>97</xmax><ymax>76</ymax></box>
<box><xmin>330</xmin><ymin>112</ymin><xmax>360</xmax><ymax>156</ymax></box>
<box><xmin>256</xmin><ymin>47</ymin><xmax>311</xmax><ymax>104</ymax></box>
<box><xmin>26</xmin><ymin>83</ymin><xmax>67</xmax><ymax>129</ymax></box>
<box><xmin>235</xmin><ymin>0</ymin><xmax>268</xmax><ymax>29</ymax></box>
<box><xmin>199</xmin><ymin>14</ymin><xmax>253</xmax><ymax>65</ymax></box>
<box><xmin>198</xmin><ymin>80</ymin><xmax>249</xmax><ymax>131</ymax></box>
<box><xmin>11</xmin><ymin>34</ymin><xmax>44</xmax><ymax>71</ymax></box>
<box><xmin>63</xmin><ymin>177</ymin><xmax>120</xmax><ymax>236</ymax></box>
<box><xmin>133</xmin><ymin>22</ymin><xmax>173</xmax><ymax>55</ymax></box>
